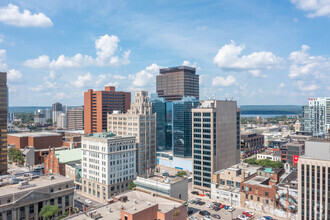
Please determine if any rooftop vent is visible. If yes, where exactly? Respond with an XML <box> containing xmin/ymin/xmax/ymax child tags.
<box><xmin>49</xmin><ymin>176</ymin><xmax>55</xmax><ymax>180</ymax></box>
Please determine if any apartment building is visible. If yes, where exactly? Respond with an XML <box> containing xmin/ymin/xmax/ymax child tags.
<box><xmin>84</xmin><ymin>86</ymin><xmax>131</xmax><ymax>134</ymax></box>
<box><xmin>0</xmin><ymin>72</ymin><xmax>7</xmax><ymax>174</ymax></box>
<box><xmin>81</xmin><ymin>132</ymin><xmax>136</xmax><ymax>203</ymax></box>
<box><xmin>192</xmin><ymin>100</ymin><xmax>240</xmax><ymax>192</ymax></box>
<box><xmin>67</xmin><ymin>107</ymin><xmax>84</xmax><ymax>130</ymax></box>
<box><xmin>0</xmin><ymin>174</ymin><xmax>74</xmax><ymax>220</ymax></box>
<box><xmin>52</xmin><ymin>102</ymin><xmax>63</xmax><ymax>125</ymax></box>
<box><xmin>302</xmin><ymin>97</ymin><xmax>330</xmax><ymax>135</ymax></box>
<box><xmin>107</xmin><ymin>91</ymin><xmax>156</xmax><ymax>176</ymax></box>
<box><xmin>298</xmin><ymin>137</ymin><xmax>330</xmax><ymax>220</ymax></box>
<box><xmin>156</xmin><ymin>66</ymin><xmax>199</xmax><ymax>101</ymax></box>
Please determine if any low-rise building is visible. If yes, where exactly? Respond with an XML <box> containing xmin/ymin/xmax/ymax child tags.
<box><xmin>241</xmin><ymin>132</ymin><xmax>264</xmax><ymax>158</ymax></box>
<box><xmin>8</xmin><ymin>132</ymin><xmax>63</xmax><ymax>150</ymax></box>
<box><xmin>65</xmin><ymin>162</ymin><xmax>82</xmax><ymax>189</ymax></box>
<box><xmin>0</xmin><ymin>174</ymin><xmax>74</xmax><ymax>220</ymax></box>
<box><xmin>133</xmin><ymin>175</ymin><xmax>188</xmax><ymax>201</ymax></box>
<box><xmin>44</xmin><ymin>148</ymin><xmax>82</xmax><ymax>176</ymax></box>
<box><xmin>70</xmin><ymin>190</ymin><xmax>187</xmax><ymax>220</ymax></box>
<box><xmin>280</xmin><ymin>141</ymin><xmax>305</xmax><ymax>166</ymax></box>
<box><xmin>257</xmin><ymin>150</ymin><xmax>281</xmax><ymax>161</ymax></box>
<box><xmin>211</xmin><ymin>163</ymin><xmax>261</xmax><ymax>206</ymax></box>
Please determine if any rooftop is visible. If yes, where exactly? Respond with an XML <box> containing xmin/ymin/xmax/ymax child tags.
<box><xmin>214</xmin><ymin>163</ymin><xmax>262</xmax><ymax>178</ymax></box>
<box><xmin>258</xmin><ymin>150</ymin><xmax>281</xmax><ymax>157</ymax></box>
<box><xmin>282</xmin><ymin>141</ymin><xmax>305</xmax><ymax>147</ymax></box>
<box><xmin>0</xmin><ymin>174</ymin><xmax>72</xmax><ymax>197</ymax></box>
<box><xmin>55</xmin><ymin>148</ymin><xmax>82</xmax><ymax>164</ymax></box>
<box><xmin>140</xmin><ymin>175</ymin><xmax>185</xmax><ymax>184</ymax></box>
<box><xmin>82</xmin><ymin>132</ymin><xmax>135</xmax><ymax>141</ymax></box>
<box><xmin>8</xmin><ymin>132</ymin><xmax>62</xmax><ymax>138</ymax></box>
<box><xmin>244</xmin><ymin>176</ymin><xmax>271</xmax><ymax>188</ymax></box>
<box><xmin>71</xmin><ymin>190</ymin><xmax>183</xmax><ymax>219</ymax></box>
<box><xmin>159</xmin><ymin>66</ymin><xmax>196</xmax><ymax>74</ymax></box>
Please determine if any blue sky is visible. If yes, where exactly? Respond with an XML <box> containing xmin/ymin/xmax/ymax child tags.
<box><xmin>0</xmin><ymin>0</ymin><xmax>329</xmax><ymax>106</ymax></box>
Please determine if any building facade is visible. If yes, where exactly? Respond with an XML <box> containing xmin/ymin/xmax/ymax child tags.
<box><xmin>192</xmin><ymin>100</ymin><xmax>240</xmax><ymax>191</ymax></box>
<box><xmin>0</xmin><ymin>72</ymin><xmax>7</xmax><ymax>174</ymax></box>
<box><xmin>302</xmin><ymin>97</ymin><xmax>330</xmax><ymax>136</ymax></box>
<box><xmin>156</xmin><ymin>66</ymin><xmax>199</xmax><ymax>101</ymax></box>
<box><xmin>150</xmin><ymin>94</ymin><xmax>166</xmax><ymax>152</ymax></box>
<box><xmin>108</xmin><ymin>91</ymin><xmax>157</xmax><ymax>176</ymax></box>
<box><xmin>57</xmin><ymin>113</ymin><xmax>67</xmax><ymax>129</ymax></box>
<box><xmin>280</xmin><ymin>141</ymin><xmax>305</xmax><ymax>166</ymax></box>
<box><xmin>67</xmin><ymin>107</ymin><xmax>84</xmax><ymax>130</ymax></box>
<box><xmin>84</xmin><ymin>86</ymin><xmax>131</xmax><ymax>134</ymax></box>
<box><xmin>0</xmin><ymin>174</ymin><xmax>74</xmax><ymax>220</ymax></box>
<box><xmin>241</xmin><ymin>132</ymin><xmax>264</xmax><ymax>158</ymax></box>
<box><xmin>52</xmin><ymin>102</ymin><xmax>63</xmax><ymax>125</ymax></box>
<box><xmin>81</xmin><ymin>132</ymin><xmax>136</xmax><ymax>203</ymax></box>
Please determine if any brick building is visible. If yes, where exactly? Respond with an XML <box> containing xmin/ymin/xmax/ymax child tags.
<box><xmin>241</xmin><ymin>132</ymin><xmax>264</xmax><ymax>158</ymax></box>
<box><xmin>84</xmin><ymin>86</ymin><xmax>131</xmax><ymax>134</ymax></box>
<box><xmin>7</xmin><ymin>132</ymin><xmax>62</xmax><ymax>150</ymax></box>
<box><xmin>44</xmin><ymin>148</ymin><xmax>81</xmax><ymax>176</ymax></box>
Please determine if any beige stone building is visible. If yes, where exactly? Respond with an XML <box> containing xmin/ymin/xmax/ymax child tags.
<box><xmin>0</xmin><ymin>174</ymin><xmax>74</xmax><ymax>220</ymax></box>
<box><xmin>81</xmin><ymin>132</ymin><xmax>136</xmax><ymax>203</ymax></box>
<box><xmin>107</xmin><ymin>91</ymin><xmax>157</xmax><ymax>177</ymax></box>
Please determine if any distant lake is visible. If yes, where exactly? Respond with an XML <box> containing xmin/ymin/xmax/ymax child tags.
<box><xmin>241</xmin><ymin>114</ymin><xmax>301</xmax><ymax>118</ymax></box>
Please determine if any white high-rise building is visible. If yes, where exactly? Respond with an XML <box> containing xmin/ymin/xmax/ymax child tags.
<box><xmin>81</xmin><ymin>132</ymin><xmax>136</xmax><ymax>203</ymax></box>
<box><xmin>302</xmin><ymin>97</ymin><xmax>330</xmax><ymax>136</ymax></box>
<box><xmin>57</xmin><ymin>113</ymin><xmax>67</xmax><ymax>129</ymax></box>
<box><xmin>107</xmin><ymin>91</ymin><xmax>156</xmax><ymax>177</ymax></box>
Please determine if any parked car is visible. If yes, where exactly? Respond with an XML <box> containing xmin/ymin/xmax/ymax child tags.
<box><xmin>198</xmin><ymin>201</ymin><xmax>205</xmax><ymax>205</ymax></box>
<box><xmin>262</xmin><ymin>216</ymin><xmax>273</xmax><ymax>220</ymax></box>
<box><xmin>242</xmin><ymin>212</ymin><xmax>253</xmax><ymax>218</ymax></box>
<box><xmin>214</xmin><ymin>206</ymin><xmax>220</xmax><ymax>212</ymax></box>
<box><xmin>237</xmin><ymin>215</ymin><xmax>250</xmax><ymax>220</ymax></box>
<box><xmin>228</xmin><ymin>207</ymin><xmax>236</xmax><ymax>212</ymax></box>
<box><xmin>187</xmin><ymin>209</ymin><xmax>194</xmax><ymax>215</ymax></box>
<box><xmin>203</xmin><ymin>216</ymin><xmax>212</xmax><ymax>220</ymax></box>
<box><xmin>199</xmin><ymin>210</ymin><xmax>211</xmax><ymax>216</ymax></box>
<box><xmin>219</xmin><ymin>204</ymin><xmax>226</xmax><ymax>209</ymax></box>
<box><xmin>188</xmin><ymin>216</ymin><xmax>198</xmax><ymax>220</ymax></box>
<box><xmin>211</xmin><ymin>213</ymin><xmax>221</xmax><ymax>219</ymax></box>
<box><xmin>224</xmin><ymin>205</ymin><xmax>230</xmax><ymax>210</ymax></box>
<box><xmin>191</xmin><ymin>191</ymin><xmax>199</xmax><ymax>195</ymax></box>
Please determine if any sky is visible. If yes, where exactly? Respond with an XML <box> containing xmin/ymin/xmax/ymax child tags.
<box><xmin>0</xmin><ymin>0</ymin><xmax>329</xmax><ymax>106</ymax></box>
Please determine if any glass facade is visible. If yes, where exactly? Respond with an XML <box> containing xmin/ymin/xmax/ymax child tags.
<box><xmin>150</xmin><ymin>94</ymin><xmax>167</xmax><ymax>151</ymax></box>
<box><xmin>0</xmin><ymin>72</ymin><xmax>7</xmax><ymax>174</ymax></box>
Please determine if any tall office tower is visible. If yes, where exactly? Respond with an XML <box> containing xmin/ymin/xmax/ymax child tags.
<box><xmin>150</xmin><ymin>94</ymin><xmax>166</xmax><ymax>152</ymax></box>
<box><xmin>108</xmin><ymin>91</ymin><xmax>157</xmax><ymax>177</ymax></box>
<box><xmin>156</xmin><ymin>66</ymin><xmax>199</xmax><ymax>101</ymax></box>
<box><xmin>34</xmin><ymin>109</ymin><xmax>46</xmax><ymax>125</ymax></box>
<box><xmin>81</xmin><ymin>132</ymin><xmax>136</xmax><ymax>203</ymax></box>
<box><xmin>62</xmin><ymin>104</ymin><xmax>68</xmax><ymax>114</ymax></box>
<box><xmin>298</xmin><ymin>136</ymin><xmax>330</xmax><ymax>220</ymax></box>
<box><xmin>0</xmin><ymin>72</ymin><xmax>7</xmax><ymax>174</ymax></box>
<box><xmin>302</xmin><ymin>97</ymin><xmax>330</xmax><ymax>136</ymax></box>
<box><xmin>166</xmin><ymin>97</ymin><xmax>199</xmax><ymax>157</ymax></box>
<box><xmin>57</xmin><ymin>113</ymin><xmax>67</xmax><ymax>128</ymax></box>
<box><xmin>45</xmin><ymin>108</ymin><xmax>51</xmax><ymax>121</ymax></box>
<box><xmin>84</xmin><ymin>86</ymin><xmax>131</xmax><ymax>134</ymax></box>
<box><xmin>192</xmin><ymin>100</ymin><xmax>240</xmax><ymax>191</ymax></box>
<box><xmin>52</xmin><ymin>102</ymin><xmax>63</xmax><ymax>125</ymax></box>
<box><xmin>67</xmin><ymin>107</ymin><xmax>84</xmax><ymax>130</ymax></box>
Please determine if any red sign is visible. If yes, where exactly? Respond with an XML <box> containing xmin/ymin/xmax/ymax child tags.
<box><xmin>293</xmin><ymin>155</ymin><xmax>299</xmax><ymax>165</ymax></box>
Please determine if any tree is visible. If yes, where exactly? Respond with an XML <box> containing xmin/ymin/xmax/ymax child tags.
<box><xmin>176</xmin><ymin>171</ymin><xmax>187</xmax><ymax>177</ymax></box>
<box><xmin>39</xmin><ymin>205</ymin><xmax>59</xmax><ymax>220</ymax></box>
<box><xmin>128</xmin><ymin>181</ymin><xmax>136</xmax><ymax>190</ymax></box>
<box><xmin>8</xmin><ymin>147</ymin><xmax>24</xmax><ymax>164</ymax></box>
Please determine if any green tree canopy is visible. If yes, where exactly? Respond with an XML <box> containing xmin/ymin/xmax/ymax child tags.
<box><xmin>39</xmin><ymin>205</ymin><xmax>59</xmax><ymax>219</ymax></box>
<box><xmin>176</xmin><ymin>171</ymin><xmax>187</xmax><ymax>177</ymax></box>
<box><xmin>128</xmin><ymin>181</ymin><xmax>136</xmax><ymax>190</ymax></box>
<box><xmin>244</xmin><ymin>158</ymin><xmax>283</xmax><ymax>169</ymax></box>
<box><xmin>8</xmin><ymin>147</ymin><xmax>24</xmax><ymax>164</ymax></box>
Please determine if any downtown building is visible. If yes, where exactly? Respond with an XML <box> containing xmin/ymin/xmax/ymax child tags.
<box><xmin>107</xmin><ymin>91</ymin><xmax>157</xmax><ymax>177</ymax></box>
<box><xmin>0</xmin><ymin>72</ymin><xmax>7</xmax><ymax>174</ymax></box>
<box><xmin>192</xmin><ymin>100</ymin><xmax>240</xmax><ymax>191</ymax></box>
<box><xmin>52</xmin><ymin>102</ymin><xmax>63</xmax><ymax>125</ymax></box>
<box><xmin>298</xmin><ymin>136</ymin><xmax>330</xmax><ymax>220</ymax></box>
<box><xmin>84</xmin><ymin>86</ymin><xmax>131</xmax><ymax>134</ymax></box>
<box><xmin>81</xmin><ymin>132</ymin><xmax>136</xmax><ymax>203</ymax></box>
<box><xmin>302</xmin><ymin>97</ymin><xmax>330</xmax><ymax>136</ymax></box>
<box><xmin>67</xmin><ymin>107</ymin><xmax>84</xmax><ymax>130</ymax></box>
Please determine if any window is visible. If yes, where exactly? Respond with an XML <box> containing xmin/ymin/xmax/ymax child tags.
<box><xmin>265</xmin><ymin>192</ymin><xmax>269</xmax><ymax>196</ymax></box>
<box><xmin>29</xmin><ymin>204</ymin><xmax>34</xmax><ymax>214</ymax></box>
<box><xmin>50</xmin><ymin>188</ymin><xmax>54</xmax><ymax>193</ymax></box>
<box><xmin>265</xmin><ymin>199</ymin><xmax>269</xmax><ymax>204</ymax></box>
<box><xmin>250</xmin><ymin>195</ymin><xmax>253</xmax><ymax>200</ymax></box>
<box><xmin>65</xmin><ymin>195</ymin><xmax>69</xmax><ymax>206</ymax></box>
<box><xmin>245</xmin><ymin>194</ymin><xmax>248</xmax><ymax>199</ymax></box>
<box><xmin>257</xmin><ymin>197</ymin><xmax>260</xmax><ymax>202</ymax></box>
<box><xmin>249</xmin><ymin>187</ymin><xmax>252</xmax><ymax>192</ymax></box>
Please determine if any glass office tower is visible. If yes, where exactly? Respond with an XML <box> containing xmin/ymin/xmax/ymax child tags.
<box><xmin>0</xmin><ymin>72</ymin><xmax>7</xmax><ymax>174</ymax></box>
<box><xmin>150</xmin><ymin>94</ymin><xmax>166</xmax><ymax>152</ymax></box>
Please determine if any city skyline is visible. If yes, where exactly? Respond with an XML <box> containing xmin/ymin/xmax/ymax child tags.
<box><xmin>0</xmin><ymin>0</ymin><xmax>330</xmax><ymax>106</ymax></box>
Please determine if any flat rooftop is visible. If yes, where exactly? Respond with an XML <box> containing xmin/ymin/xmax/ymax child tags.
<box><xmin>9</xmin><ymin>132</ymin><xmax>62</xmax><ymax>137</ymax></box>
<box><xmin>214</xmin><ymin>163</ymin><xmax>262</xmax><ymax>177</ymax></box>
<box><xmin>0</xmin><ymin>174</ymin><xmax>72</xmax><ymax>197</ymax></box>
<box><xmin>282</xmin><ymin>141</ymin><xmax>305</xmax><ymax>147</ymax></box>
<box><xmin>258</xmin><ymin>150</ymin><xmax>281</xmax><ymax>157</ymax></box>
<box><xmin>82</xmin><ymin>132</ymin><xmax>135</xmax><ymax>141</ymax></box>
<box><xmin>71</xmin><ymin>190</ymin><xmax>183</xmax><ymax>219</ymax></box>
<box><xmin>159</xmin><ymin>66</ymin><xmax>196</xmax><ymax>74</ymax></box>
<box><xmin>244</xmin><ymin>176</ymin><xmax>271</xmax><ymax>188</ymax></box>
<box><xmin>143</xmin><ymin>175</ymin><xmax>185</xmax><ymax>184</ymax></box>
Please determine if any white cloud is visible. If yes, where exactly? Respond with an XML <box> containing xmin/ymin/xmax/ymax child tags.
<box><xmin>130</xmin><ymin>63</ymin><xmax>161</xmax><ymax>87</ymax></box>
<box><xmin>278</xmin><ymin>82</ymin><xmax>285</xmax><ymax>88</ymax></box>
<box><xmin>7</xmin><ymin>69</ymin><xmax>22</xmax><ymax>82</ymax></box>
<box><xmin>54</xmin><ymin>92</ymin><xmax>66</xmax><ymax>100</ymax></box>
<box><xmin>113</xmin><ymin>74</ymin><xmax>127</xmax><ymax>80</ymax></box>
<box><xmin>72</xmin><ymin>73</ymin><xmax>92</xmax><ymax>88</ymax></box>
<box><xmin>24</xmin><ymin>34</ymin><xmax>130</xmax><ymax>68</ymax></box>
<box><xmin>49</xmin><ymin>71</ymin><xmax>56</xmax><ymax>80</ymax></box>
<box><xmin>105</xmin><ymin>82</ymin><xmax>120</xmax><ymax>88</ymax></box>
<box><xmin>249</xmin><ymin>70</ymin><xmax>267</xmax><ymax>78</ymax></box>
<box><xmin>289</xmin><ymin>44</ymin><xmax>330</xmax><ymax>79</ymax></box>
<box><xmin>0</xmin><ymin>49</ymin><xmax>8</xmax><ymax>70</ymax></box>
<box><xmin>95</xmin><ymin>74</ymin><xmax>106</xmax><ymax>87</ymax></box>
<box><xmin>212</xmin><ymin>75</ymin><xmax>236</xmax><ymax>87</ymax></box>
<box><xmin>294</xmin><ymin>80</ymin><xmax>319</xmax><ymax>91</ymax></box>
<box><xmin>0</xmin><ymin>4</ymin><xmax>52</xmax><ymax>27</ymax></box>
<box><xmin>213</xmin><ymin>41</ymin><xmax>282</xmax><ymax>73</ymax></box>
<box><xmin>28</xmin><ymin>85</ymin><xmax>43</xmax><ymax>92</ymax></box>
<box><xmin>0</xmin><ymin>34</ymin><xmax>3</xmax><ymax>43</ymax></box>
<box><xmin>291</xmin><ymin>0</ymin><xmax>330</xmax><ymax>17</ymax></box>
